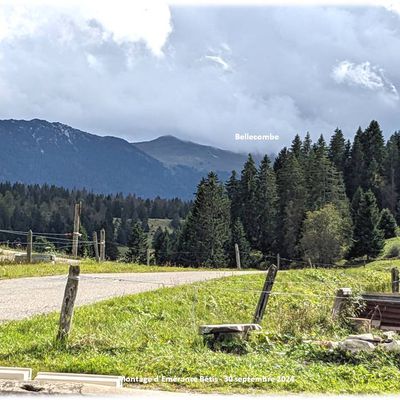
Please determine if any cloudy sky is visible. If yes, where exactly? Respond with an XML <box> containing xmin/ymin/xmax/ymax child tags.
<box><xmin>0</xmin><ymin>0</ymin><xmax>399</xmax><ymax>153</ymax></box>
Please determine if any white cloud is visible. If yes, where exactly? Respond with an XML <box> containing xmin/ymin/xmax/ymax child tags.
<box><xmin>0</xmin><ymin>0</ymin><xmax>172</xmax><ymax>56</ymax></box>
<box><xmin>332</xmin><ymin>60</ymin><xmax>398</xmax><ymax>101</ymax></box>
<box><xmin>205</xmin><ymin>55</ymin><xmax>231</xmax><ymax>71</ymax></box>
<box><xmin>0</xmin><ymin>5</ymin><xmax>399</xmax><ymax>153</ymax></box>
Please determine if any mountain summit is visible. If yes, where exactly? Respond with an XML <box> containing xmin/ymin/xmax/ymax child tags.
<box><xmin>133</xmin><ymin>135</ymin><xmax>249</xmax><ymax>173</ymax></box>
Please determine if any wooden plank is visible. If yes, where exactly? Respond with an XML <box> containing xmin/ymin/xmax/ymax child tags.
<box><xmin>57</xmin><ymin>265</ymin><xmax>80</xmax><ymax>342</ymax></box>
<box><xmin>253</xmin><ymin>264</ymin><xmax>278</xmax><ymax>324</ymax></box>
<box><xmin>199</xmin><ymin>323</ymin><xmax>261</xmax><ymax>335</ymax></box>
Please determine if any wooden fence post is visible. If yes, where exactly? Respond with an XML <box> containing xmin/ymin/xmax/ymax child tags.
<box><xmin>71</xmin><ymin>202</ymin><xmax>81</xmax><ymax>258</ymax></box>
<box><xmin>93</xmin><ymin>231</ymin><xmax>100</xmax><ymax>262</ymax></box>
<box><xmin>57</xmin><ymin>265</ymin><xmax>80</xmax><ymax>342</ymax></box>
<box><xmin>27</xmin><ymin>229</ymin><xmax>33</xmax><ymax>264</ymax></box>
<box><xmin>331</xmin><ymin>288</ymin><xmax>352</xmax><ymax>320</ymax></box>
<box><xmin>392</xmin><ymin>267</ymin><xmax>399</xmax><ymax>294</ymax></box>
<box><xmin>277</xmin><ymin>254</ymin><xmax>280</xmax><ymax>269</ymax></box>
<box><xmin>99</xmin><ymin>229</ymin><xmax>106</xmax><ymax>261</ymax></box>
<box><xmin>253</xmin><ymin>264</ymin><xmax>279</xmax><ymax>324</ymax></box>
<box><xmin>234</xmin><ymin>243</ymin><xmax>241</xmax><ymax>270</ymax></box>
<box><xmin>147</xmin><ymin>248</ymin><xmax>151</xmax><ymax>266</ymax></box>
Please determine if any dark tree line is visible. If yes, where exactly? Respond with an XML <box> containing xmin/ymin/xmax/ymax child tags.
<box><xmin>0</xmin><ymin>182</ymin><xmax>190</xmax><ymax>260</ymax></box>
<box><xmin>151</xmin><ymin>121</ymin><xmax>399</xmax><ymax>267</ymax></box>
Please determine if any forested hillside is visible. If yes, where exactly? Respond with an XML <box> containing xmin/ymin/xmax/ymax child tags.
<box><xmin>152</xmin><ymin>120</ymin><xmax>400</xmax><ymax>267</ymax></box>
<box><xmin>1</xmin><ymin>120</ymin><xmax>399</xmax><ymax>267</ymax></box>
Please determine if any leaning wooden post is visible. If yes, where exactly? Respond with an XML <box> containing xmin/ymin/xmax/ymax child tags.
<box><xmin>234</xmin><ymin>243</ymin><xmax>241</xmax><ymax>269</ymax></box>
<box><xmin>331</xmin><ymin>288</ymin><xmax>352</xmax><ymax>320</ymax></box>
<box><xmin>99</xmin><ymin>229</ymin><xmax>106</xmax><ymax>261</ymax></box>
<box><xmin>26</xmin><ymin>229</ymin><xmax>33</xmax><ymax>264</ymax></box>
<box><xmin>253</xmin><ymin>264</ymin><xmax>278</xmax><ymax>324</ymax></box>
<box><xmin>92</xmin><ymin>231</ymin><xmax>100</xmax><ymax>262</ymax></box>
<box><xmin>71</xmin><ymin>202</ymin><xmax>81</xmax><ymax>258</ymax></box>
<box><xmin>391</xmin><ymin>267</ymin><xmax>399</xmax><ymax>294</ymax></box>
<box><xmin>57</xmin><ymin>265</ymin><xmax>80</xmax><ymax>342</ymax></box>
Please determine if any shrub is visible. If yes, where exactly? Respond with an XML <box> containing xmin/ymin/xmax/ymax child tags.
<box><xmin>386</xmin><ymin>244</ymin><xmax>400</xmax><ymax>259</ymax></box>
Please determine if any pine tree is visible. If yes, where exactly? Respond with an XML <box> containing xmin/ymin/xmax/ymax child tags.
<box><xmin>301</xmin><ymin>132</ymin><xmax>312</xmax><ymax>159</ymax></box>
<box><xmin>226</xmin><ymin>170</ymin><xmax>241</xmax><ymax>222</ymax></box>
<box><xmin>276</xmin><ymin>153</ymin><xmax>306</xmax><ymax>258</ymax></box>
<box><xmin>273</xmin><ymin>147</ymin><xmax>289</xmax><ymax>172</ymax></box>
<box><xmin>291</xmin><ymin>134</ymin><xmax>302</xmax><ymax>159</ymax></box>
<box><xmin>177</xmin><ymin>172</ymin><xmax>231</xmax><ymax>267</ymax></box>
<box><xmin>256</xmin><ymin>155</ymin><xmax>278</xmax><ymax>253</ymax></box>
<box><xmin>229</xmin><ymin>219</ymin><xmax>252</xmax><ymax>268</ymax></box>
<box><xmin>359</xmin><ymin>120</ymin><xmax>386</xmax><ymax>203</ymax></box>
<box><xmin>383</xmin><ymin>132</ymin><xmax>400</xmax><ymax>213</ymax></box>
<box><xmin>153</xmin><ymin>227</ymin><xmax>172</xmax><ymax>265</ymax></box>
<box><xmin>379</xmin><ymin>208</ymin><xmax>397</xmax><ymax>239</ymax></box>
<box><xmin>345</xmin><ymin>129</ymin><xmax>365</xmax><ymax>199</ymax></box>
<box><xmin>351</xmin><ymin>190</ymin><xmax>384</xmax><ymax>259</ymax></box>
<box><xmin>239</xmin><ymin>155</ymin><xmax>259</xmax><ymax>245</ymax></box>
<box><xmin>329</xmin><ymin>128</ymin><xmax>346</xmax><ymax>173</ymax></box>
<box><xmin>125</xmin><ymin>221</ymin><xmax>148</xmax><ymax>263</ymax></box>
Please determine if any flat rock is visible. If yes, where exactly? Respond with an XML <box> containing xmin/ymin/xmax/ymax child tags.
<box><xmin>380</xmin><ymin>339</ymin><xmax>400</xmax><ymax>353</ymax></box>
<box><xmin>382</xmin><ymin>331</ymin><xmax>397</xmax><ymax>340</ymax></box>
<box><xmin>339</xmin><ymin>339</ymin><xmax>375</xmax><ymax>353</ymax></box>
<box><xmin>347</xmin><ymin>333</ymin><xmax>375</xmax><ymax>341</ymax></box>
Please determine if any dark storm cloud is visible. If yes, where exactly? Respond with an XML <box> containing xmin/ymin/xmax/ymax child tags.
<box><xmin>0</xmin><ymin>3</ymin><xmax>399</xmax><ymax>152</ymax></box>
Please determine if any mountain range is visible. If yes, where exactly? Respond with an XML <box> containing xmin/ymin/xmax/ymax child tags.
<box><xmin>0</xmin><ymin>119</ymin><xmax>258</xmax><ymax>199</ymax></box>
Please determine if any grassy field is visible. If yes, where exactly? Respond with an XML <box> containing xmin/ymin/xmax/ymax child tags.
<box><xmin>1</xmin><ymin>260</ymin><xmax>400</xmax><ymax>394</ymax></box>
<box><xmin>0</xmin><ymin>259</ymin><xmax>202</xmax><ymax>280</ymax></box>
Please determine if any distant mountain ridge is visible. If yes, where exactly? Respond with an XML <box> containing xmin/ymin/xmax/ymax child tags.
<box><xmin>0</xmin><ymin>119</ymin><xmax>254</xmax><ymax>199</ymax></box>
<box><xmin>133</xmin><ymin>135</ymin><xmax>253</xmax><ymax>173</ymax></box>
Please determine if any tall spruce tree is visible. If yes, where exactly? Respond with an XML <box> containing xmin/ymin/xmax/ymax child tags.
<box><xmin>359</xmin><ymin>120</ymin><xmax>386</xmax><ymax>203</ymax></box>
<box><xmin>256</xmin><ymin>155</ymin><xmax>278</xmax><ymax>254</ymax></box>
<box><xmin>177</xmin><ymin>172</ymin><xmax>231</xmax><ymax>267</ymax></box>
<box><xmin>351</xmin><ymin>190</ymin><xmax>384</xmax><ymax>259</ymax></box>
<box><xmin>125</xmin><ymin>221</ymin><xmax>148</xmax><ymax>263</ymax></box>
<box><xmin>378</xmin><ymin>208</ymin><xmax>397</xmax><ymax>239</ymax></box>
<box><xmin>276</xmin><ymin>153</ymin><xmax>306</xmax><ymax>258</ymax></box>
<box><xmin>383</xmin><ymin>132</ymin><xmax>400</xmax><ymax>213</ymax></box>
<box><xmin>239</xmin><ymin>155</ymin><xmax>259</xmax><ymax>246</ymax></box>
<box><xmin>329</xmin><ymin>128</ymin><xmax>346</xmax><ymax>173</ymax></box>
<box><xmin>345</xmin><ymin>129</ymin><xmax>365</xmax><ymax>199</ymax></box>
<box><xmin>301</xmin><ymin>132</ymin><xmax>312</xmax><ymax>159</ymax></box>
<box><xmin>291</xmin><ymin>134</ymin><xmax>303</xmax><ymax>159</ymax></box>
<box><xmin>226</xmin><ymin>170</ymin><xmax>241</xmax><ymax>222</ymax></box>
<box><xmin>273</xmin><ymin>147</ymin><xmax>289</xmax><ymax>172</ymax></box>
<box><xmin>153</xmin><ymin>227</ymin><xmax>172</xmax><ymax>265</ymax></box>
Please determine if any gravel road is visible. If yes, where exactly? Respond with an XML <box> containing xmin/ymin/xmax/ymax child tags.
<box><xmin>0</xmin><ymin>271</ymin><xmax>258</xmax><ymax>322</ymax></box>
